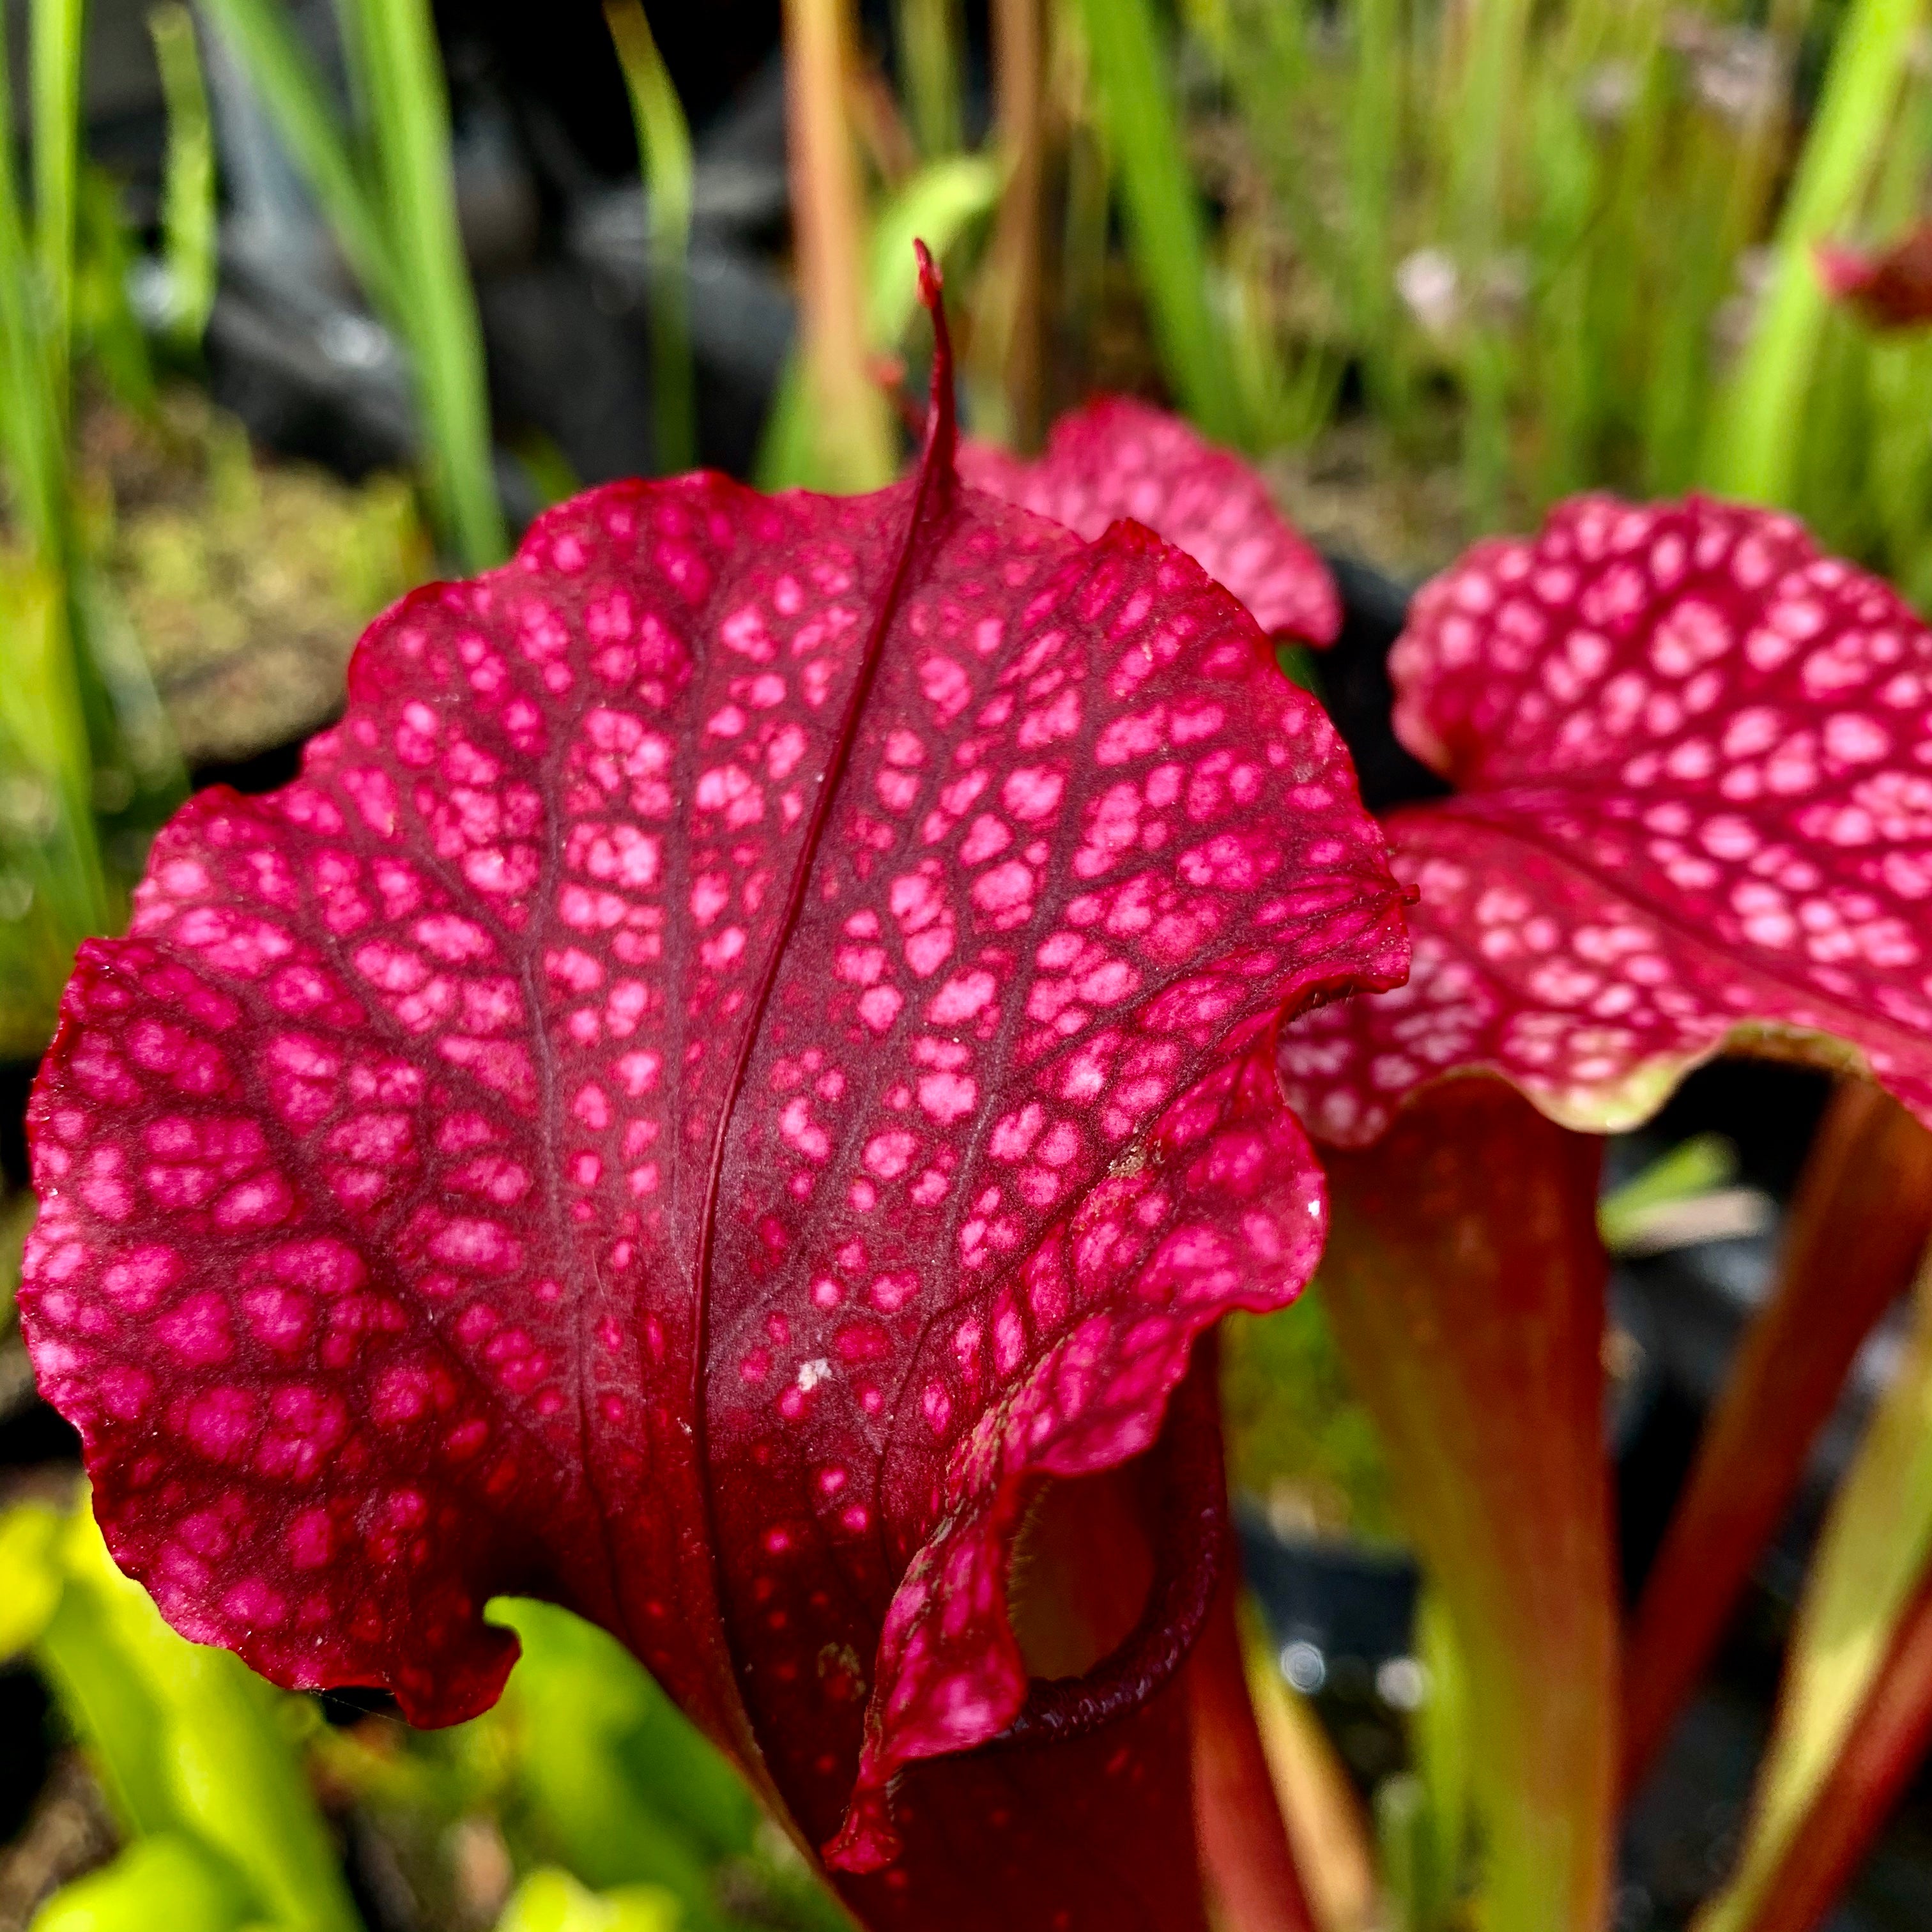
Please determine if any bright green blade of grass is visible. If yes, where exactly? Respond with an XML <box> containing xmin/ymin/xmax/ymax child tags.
<box><xmin>1347</xmin><ymin>0</ymin><xmax>1406</xmax><ymax>414</ymax></box>
<box><xmin>0</xmin><ymin>6</ymin><xmax>66</xmax><ymax>555</ymax></box>
<box><xmin>75</xmin><ymin>166</ymin><xmax>157</xmax><ymax>410</ymax></box>
<box><xmin>1445</xmin><ymin>0</ymin><xmax>1533</xmax><ymax>525</ymax></box>
<box><xmin>0</xmin><ymin>0</ymin><xmax>177</xmax><ymax>1055</ymax></box>
<box><xmin>149</xmin><ymin>3</ymin><xmax>218</xmax><ymax>353</ymax></box>
<box><xmin>197</xmin><ymin>0</ymin><xmax>503</xmax><ymax>565</ymax></box>
<box><xmin>346</xmin><ymin>0</ymin><xmax>506</xmax><ymax>569</ymax></box>
<box><xmin>898</xmin><ymin>0</ymin><xmax>963</xmax><ymax>157</ymax></box>
<box><xmin>0</xmin><ymin>15</ymin><xmax>178</xmax><ymax>1055</ymax></box>
<box><xmin>861</xmin><ymin>153</ymin><xmax>1002</xmax><ymax>345</ymax></box>
<box><xmin>1073</xmin><ymin>0</ymin><xmax>1245</xmax><ymax>445</ymax></box>
<box><xmin>195</xmin><ymin>0</ymin><xmax>396</xmax><ymax>315</ymax></box>
<box><xmin>1445</xmin><ymin>0</ymin><xmax>1531</xmax><ymax>249</ymax></box>
<box><xmin>30</xmin><ymin>0</ymin><xmax>86</xmax><ymax>426</ymax></box>
<box><xmin>29</xmin><ymin>1557</ymin><xmax>184</xmax><ymax>1837</ymax></box>
<box><xmin>606</xmin><ymin>0</ymin><xmax>696</xmax><ymax>477</ymax></box>
<box><xmin>1703</xmin><ymin>0</ymin><xmax>1919</xmax><ymax>505</ymax></box>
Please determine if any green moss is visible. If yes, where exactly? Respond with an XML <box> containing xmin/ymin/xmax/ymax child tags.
<box><xmin>88</xmin><ymin>389</ymin><xmax>431</xmax><ymax>766</ymax></box>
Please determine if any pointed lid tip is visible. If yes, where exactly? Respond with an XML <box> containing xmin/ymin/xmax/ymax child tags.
<box><xmin>914</xmin><ymin>239</ymin><xmax>957</xmax><ymax>477</ymax></box>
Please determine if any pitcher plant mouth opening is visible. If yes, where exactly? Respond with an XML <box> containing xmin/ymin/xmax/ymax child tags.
<box><xmin>1006</xmin><ymin>1467</ymin><xmax>1158</xmax><ymax>1685</ymax></box>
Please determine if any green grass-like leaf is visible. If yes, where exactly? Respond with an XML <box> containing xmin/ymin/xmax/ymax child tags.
<box><xmin>22</xmin><ymin>1499</ymin><xmax>363</xmax><ymax>1932</ymax></box>
<box><xmin>1703</xmin><ymin>0</ymin><xmax>1920</xmax><ymax>505</ymax></box>
<box><xmin>195</xmin><ymin>0</ymin><xmax>394</xmax><ymax>312</ymax></box>
<box><xmin>345</xmin><ymin>0</ymin><xmax>505</xmax><ymax>570</ymax></box>
<box><xmin>606</xmin><ymin>0</ymin><xmax>697</xmax><ymax>478</ymax></box>
<box><xmin>31</xmin><ymin>0</ymin><xmax>86</xmax><ymax>429</ymax></box>
<box><xmin>1074</xmin><ymin>0</ymin><xmax>1245</xmax><ymax>447</ymax></box>
<box><xmin>149</xmin><ymin>4</ymin><xmax>218</xmax><ymax>354</ymax></box>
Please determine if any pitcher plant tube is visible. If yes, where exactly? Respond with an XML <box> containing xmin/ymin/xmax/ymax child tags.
<box><xmin>17</xmin><ymin>252</ymin><xmax>1407</xmax><ymax>1931</ymax></box>
<box><xmin>983</xmin><ymin>410</ymin><xmax>1932</xmax><ymax>1928</ymax></box>
<box><xmin>1270</xmin><ymin>491</ymin><xmax>1932</xmax><ymax>1928</ymax></box>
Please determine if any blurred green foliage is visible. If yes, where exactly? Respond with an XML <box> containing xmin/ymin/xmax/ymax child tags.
<box><xmin>755</xmin><ymin>148</ymin><xmax>1002</xmax><ymax>491</ymax></box>
<box><xmin>2</xmin><ymin>1489</ymin><xmax>852</xmax><ymax>1932</ymax></box>
<box><xmin>1066</xmin><ymin>0</ymin><xmax>1932</xmax><ymax>587</ymax></box>
<box><xmin>1703</xmin><ymin>1267</ymin><xmax>1932</xmax><ymax>1931</ymax></box>
<box><xmin>194</xmin><ymin>0</ymin><xmax>503</xmax><ymax>571</ymax></box>
<box><xmin>1220</xmin><ymin>1285</ymin><xmax>1401</xmax><ymax>1545</ymax></box>
<box><xmin>0</xmin><ymin>0</ymin><xmax>185</xmax><ymax>1059</ymax></box>
<box><xmin>493</xmin><ymin>1870</ymin><xmax>678</xmax><ymax>1932</ymax></box>
<box><xmin>1077</xmin><ymin>0</ymin><xmax>1246</xmax><ymax>446</ymax></box>
<box><xmin>607</xmin><ymin>0</ymin><xmax>697</xmax><ymax>478</ymax></box>
<box><xmin>147</xmin><ymin>4</ymin><xmax>217</xmax><ymax>357</ymax></box>
<box><xmin>1377</xmin><ymin>1588</ymin><xmax>1475</xmax><ymax>1932</ymax></box>
<box><xmin>5</xmin><ymin>1497</ymin><xmax>361</xmax><ymax>1932</ymax></box>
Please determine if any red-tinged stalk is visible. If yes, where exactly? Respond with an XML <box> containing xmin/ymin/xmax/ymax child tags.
<box><xmin>1622</xmin><ymin>1078</ymin><xmax>1932</xmax><ymax>1795</ymax></box>
<box><xmin>1699</xmin><ymin>1255</ymin><xmax>1932</xmax><ymax>1932</ymax></box>
<box><xmin>1316</xmin><ymin>1076</ymin><xmax>1616</xmax><ymax>1932</ymax></box>
<box><xmin>1189</xmin><ymin>1575</ymin><xmax>1319</xmax><ymax>1932</ymax></box>
<box><xmin>783</xmin><ymin>0</ymin><xmax>897</xmax><ymax>492</ymax></box>
<box><xmin>1728</xmin><ymin>1571</ymin><xmax>1932</xmax><ymax>1932</ymax></box>
<box><xmin>971</xmin><ymin>0</ymin><xmax>1046</xmax><ymax>448</ymax></box>
<box><xmin>1179</xmin><ymin>1354</ymin><xmax>1317</xmax><ymax>1932</ymax></box>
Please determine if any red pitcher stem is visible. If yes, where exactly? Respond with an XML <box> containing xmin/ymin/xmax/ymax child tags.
<box><xmin>1189</xmin><ymin>1574</ymin><xmax>1319</xmax><ymax>1932</ymax></box>
<box><xmin>1622</xmin><ymin>1079</ymin><xmax>1932</xmax><ymax>1795</ymax></box>
<box><xmin>1317</xmin><ymin>1075</ymin><xmax>1618</xmax><ymax>1932</ymax></box>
